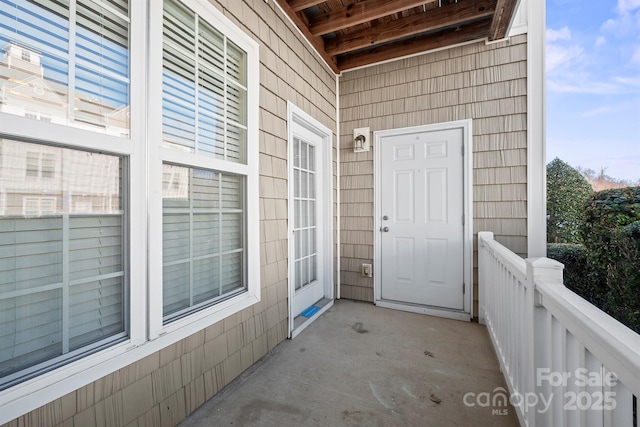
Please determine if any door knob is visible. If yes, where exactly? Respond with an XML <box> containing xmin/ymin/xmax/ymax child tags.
<box><xmin>382</xmin><ymin>226</ymin><xmax>389</xmax><ymax>232</ymax></box>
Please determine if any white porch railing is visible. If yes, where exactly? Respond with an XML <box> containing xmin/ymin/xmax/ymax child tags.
<box><xmin>479</xmin><ymin>231</ymin><xmax>640</xmax><ymax>427</ymax></box>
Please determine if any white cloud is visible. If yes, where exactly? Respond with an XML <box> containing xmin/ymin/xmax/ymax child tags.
<box><xmin>582</xmin><ymin>98</ymin><xmax>638</xmax><ymax>117</ymax></box>
<box><xmin>548</xmin><ymin>73</ymin><xmax>640</xmax><ymax>95</ymax></box>
<box><xmin>582</xmin><ymin>106</ymin><xmax>615</xmax><ymax>117</ymax></box>
<box><xmin>547</xmin><ymin>26</ymin><xmax>572</xmax><ymax>42</ymax></box>
<box><xmin>601</xmin><ymin>19</ymin><xmax>617</xmax><ymax>32</ymax></box>
<box><xmin>546</xmin><ymin>9</ymin><xmax>640</xmax><ymax>95</ymax></box>
<box><xmin>616</xmin><ymin>0</ymin><xmax>640</xmax><ymax>14</ymax></box>
<box><xmin>546</xmin><ymin>26</ymin><xmax>583</xmax><ymax>74</ymax></box>
<box><xmin>613</xmin><ymin>75</ymin><xmax>640</xmax><ymax>87</ymax></box>
<box><xmin>632</xmin><ymin>45</ymin><xmax>640</xmax><ymax>64</ymax></box>
<box><xmin>547</xmin><ymin>79</ymin><xmax>623</xmax><ymax>95</ymax></box>
<box><xmin>602</xmin><ymin>0</ymin><xmax>640</xmax><ymax>34</ymax></box>
<box><xmin>546</xmin><ymin>43</ymin><xmax>583</xmax><ymax>74</ymax></box>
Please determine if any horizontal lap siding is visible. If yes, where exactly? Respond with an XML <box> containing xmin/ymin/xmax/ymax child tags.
<box><xmin>339</xmin><ymin>35</ymin><xmax>528</xmax><ymax>316</ymax></box>
<box><xmin>3</xmin><ymin>1</ymin><xmax>337</xmax><ymax>426</ymax></box>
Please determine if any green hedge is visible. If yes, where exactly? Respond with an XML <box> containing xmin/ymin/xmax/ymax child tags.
<box><xmin>582</xmin><ymin>187</ymin><xmax>640</xmax><ymax>333</ymax></box>
<box><xmin>546</xmin><ymin>243</ymin><xmax>595</xmax><ymax>303</ymax></box>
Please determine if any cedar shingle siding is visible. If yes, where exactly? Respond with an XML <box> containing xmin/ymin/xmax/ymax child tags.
<box><xmin>2</xmin><ymin>1</ymin><xmax>336</xmax><ymax>425</ymax></box>
<box><xmin>339</xmin><ymin>35</ymin><xmax>528</xmax><ymax>315</ymax></box>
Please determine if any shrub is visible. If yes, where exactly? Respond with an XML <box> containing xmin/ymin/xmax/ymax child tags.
<box><xmin>601</xmin><ymin>222</ymin><xmax>640</xmax><ymax>332</ymax></box>
<box><xmin>582</xmin><ymin>187</ymin><xmax>640</xmax><ymax>333</ymax></box>
<box><xmin>546</xmin><ymin>158</ymin><xmax>593</xmax><ymax>244</ymax></box>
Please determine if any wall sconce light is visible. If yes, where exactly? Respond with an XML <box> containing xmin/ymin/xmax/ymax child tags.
<box><xmin>353</xmin><ymin>127</ymin><xmax>370</xmax><ymax>153</ymax></box>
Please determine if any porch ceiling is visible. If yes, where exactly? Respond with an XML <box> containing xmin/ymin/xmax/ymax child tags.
<box><xmin>274</xmin><ymin>0</ymin><xmax>520</xmax><ymax>73</ymax></box>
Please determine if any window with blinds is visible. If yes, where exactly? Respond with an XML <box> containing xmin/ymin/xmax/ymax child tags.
<box><xmin>160</xmin><ymin>0</ymin><xmax>250</xmax><ymax>323</ymax></box>
<box><xmin>162</xmin><ymin>165</ymin><xmax>244</xmax><ymax>322</ymax></box>
<box><xmin>0</xmin><ymin>139</ymin><xmax>126</xmax><ymax>389</ymax></box>
<box><xmin>162</xmin><ymin>0</ymin><xmax>247</xmax><ymax>163</ymax></box>
<box><xmin>0</xmin><ymin>0</ymin><xmax>130</xmax><ymax>136</ymax></box>
<box><xmin>0</xmin><ymin>0</ymin><xmax>258</xmax><ymax>400</ymax></box>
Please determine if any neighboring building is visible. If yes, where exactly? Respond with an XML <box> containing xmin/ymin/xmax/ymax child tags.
<box><xmin>0</xmin><ymin>43</ymin><xmax>67</xmax><ymax>125</ymax></box>
<box><xmin>0</xmin><ymin>0</ymin><xmax>544</xmax><ymax>426</ymax></box>
<box><xmin>0</xmin><ymin>43</ymin><xmax>129</xmax><ymax>136</ymax></box>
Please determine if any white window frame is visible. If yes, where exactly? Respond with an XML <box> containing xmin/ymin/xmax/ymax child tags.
<box><xmin>25</xmin><ymin>151</ymin><xmax>56</xmax><ymax>178</ymax></box>
<box><xmin>147</xmin><ymin>0</ymin><xmax>260</xmax><ymax>339</ymax></box>
<box><xmin>22</xmin><ymin>196</ymin><xmax>57</xmax><ymax>216</ymax></box>
<box><xmin>0</xmin><ymin>1</ymin><xmax>147</xmax><ymax>421</ymax></box>
<box><xmin>0</xmin><ymin>1</ymin><xmax>259</xmax><ymax>421</ymax></box>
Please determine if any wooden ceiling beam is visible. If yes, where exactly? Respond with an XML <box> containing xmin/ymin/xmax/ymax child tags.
<box><xmin>309</xmin><ymin>0</ymin><xmax>437</xmax><ymax>36</ymax></box>
<box><xmin>326</xmin><ymin>0</ymin><xmax>496</xmax><ymax>56</ymax></box>
<box><xmin>288</xmin><ymin>0</ymin><xmax>326</xmax><ymax>12</ymax></box>
<box><xmin>488</xmin><ymin>0</ymin><xmax>518</xmax><ymax>40</ymax></box>
<box><xmin>296</xmin><ymin>9</ymin><xmax>311</xmax><ymax>26</ymax></box>
<box><xmin>273</xmin><ymin>0</ymin><xmax>340</xmax><ymax>73</ymax></box>
<box><xmin>337</xmin><ymin>18</ymin><xmax>491</xmax><ymax>71</ymax></box>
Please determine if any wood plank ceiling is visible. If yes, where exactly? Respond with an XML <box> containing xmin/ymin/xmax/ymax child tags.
<box><xmin>274</xmin><ymin>0</ymin><xmax>519</xmax><ymax>73</ymax></box>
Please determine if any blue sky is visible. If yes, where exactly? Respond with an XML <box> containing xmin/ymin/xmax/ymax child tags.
<box><xmin>546</xmin><ymin>0</ymin><xmax>640</xmax><ymax>182</ymax></box>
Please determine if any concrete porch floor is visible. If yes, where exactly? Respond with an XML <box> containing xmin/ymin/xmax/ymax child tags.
<box><xmin>181</xmin><ymin>300</ymin><xmax>519</xmax><ymax>427</ymax></box>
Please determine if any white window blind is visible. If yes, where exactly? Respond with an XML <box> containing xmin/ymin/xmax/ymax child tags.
<box><xmin>162</xmin><ymin>165</ymin><xmax>244</xmax><ymax>322</ymax></box>
<box><xmin>162</xmin><ymin>0</ymin><xmax>247</xmax><ymax>163</ymax></box>
<box><xmin>0</xmin><ymin>0</ymin><xmax>130</xmax><ymax>135</ymax></box>
<box><xmin>0</xmin><ymin>139</ymin><xmax>126</xmax><ymax>389</ymax></box>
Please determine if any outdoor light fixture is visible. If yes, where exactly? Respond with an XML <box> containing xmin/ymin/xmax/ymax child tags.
<box><xmin>353</xmin><ymin>127</ymin><xmax>370</xmax><ymax>153</ymax></box>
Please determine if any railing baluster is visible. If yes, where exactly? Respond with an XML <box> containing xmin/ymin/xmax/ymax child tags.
<box><xmin>584</xmin><ymin>350</ymin><xmax>603</xmax><ymax>427</ymax></box>
<box><xmin>504</xmin><ymin>270</ymin><xmax>518</xmax><ymax>384</ymax></box>
<box><xmin>535</xmin><ymin>309</ymin><xmax>553</xmax><ymax>426</ymax></box>
<box><xmin>578</xmin><ymin>340</ymin><xmax>587</xmax><ymax>427</ymax></box>
<box><xmin>604</xmin><ymin>372</ymin><xmax>633</xmax><ymax>427</ymax></box>
<box><xmin>551</xmin><ymin>317</ymin><xmax>566</xmax><ymax>427</ymax></box>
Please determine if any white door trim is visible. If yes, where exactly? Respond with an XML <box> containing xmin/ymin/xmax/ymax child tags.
<box><xmin>287</xmin><ymin>102</ymin><xmax>334</xmax><ymax>338</ymax></box>
<box><xmin>373</xmin><ymin>119</ymin><xmax>473</xmax><ymax>321</ymax></box>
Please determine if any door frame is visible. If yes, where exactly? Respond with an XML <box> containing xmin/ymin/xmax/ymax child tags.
<box><xmin>287</xmin><ymin>102</ymin><xmax>334</xmax><ymax>338</ymax></box>
<box><xmin>373</xmin><ymin>120</ymin><xmax>473</xmax><ymax>321</ymax></box>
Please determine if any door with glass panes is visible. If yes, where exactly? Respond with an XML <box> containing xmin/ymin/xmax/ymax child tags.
<box><xmin>290</xmin><ymin>126</ymin><xmax>324</xmax><ymax>319</ymax></box>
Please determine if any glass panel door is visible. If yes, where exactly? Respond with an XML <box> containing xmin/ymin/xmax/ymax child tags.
<box><xmin>288</xmin><ymin>105</ymin><xmax>333</xmax><ymax>337</ymax></box>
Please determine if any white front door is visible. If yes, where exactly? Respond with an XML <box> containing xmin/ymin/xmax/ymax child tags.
<box><xmin>379</xmin><ymin>126</ymin><xmax>465</xmax><ymax>310</ymax></box>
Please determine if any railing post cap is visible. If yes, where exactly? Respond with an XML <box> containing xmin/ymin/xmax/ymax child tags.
<box><xmin>478</xmin><ymin>231</ymin><xmax>494</xmax><ymax>244</ymax></box>
<box><xmin>526</xmin><ymin>257</ymin><xmax>564</xmax><ymax>286</ymax></box>
<box><xmin>526</xmin><ymin>257</ymin><xmax>564</xmax><ymax>270</ymax></box>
